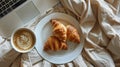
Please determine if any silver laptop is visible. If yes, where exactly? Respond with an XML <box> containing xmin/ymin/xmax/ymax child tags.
<box><xmin>0</xmin><ymin>0</ymin><xmax>59</xmax><ymax>38</ymax></box>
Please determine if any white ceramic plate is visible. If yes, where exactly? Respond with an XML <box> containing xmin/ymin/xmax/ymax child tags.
<box><xmin>35</xmin><ymin>12</ymin><xmax>84</xmax><ymax>64</ymax></box>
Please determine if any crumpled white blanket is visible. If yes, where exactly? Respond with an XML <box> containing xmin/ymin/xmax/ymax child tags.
<box><xmin>0</xmin><ymin>0</ymin><xmax>120</xmax><ymax>67</ymax></box>
<box><xmin>61</xmin><ymin>0</ymin><xmax>120</xmax><ymax>66</ymax></box>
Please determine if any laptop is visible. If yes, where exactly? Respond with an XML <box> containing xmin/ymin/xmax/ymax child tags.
<box><xmin>0</xmin><ymin>0</ymin><xmax>59</xmax><ymax>38</ymax></box>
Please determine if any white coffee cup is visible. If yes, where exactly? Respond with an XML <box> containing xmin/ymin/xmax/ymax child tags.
<box><xmin>11</xmin><ymin>28</ymin><xmax>36</xmax><ymax>53</ymax></box>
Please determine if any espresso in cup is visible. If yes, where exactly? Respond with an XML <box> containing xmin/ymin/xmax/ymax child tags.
<box><xmin>11</xmin><ymin>28</ymin><xmax>36</xmax><ymax>53</ymax></box>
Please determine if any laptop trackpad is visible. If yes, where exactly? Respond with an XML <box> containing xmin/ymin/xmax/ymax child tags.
<box><xmin>16</xmin><ymin>1</ymin><xmax>40</xmax><ymax>24</ymax></box>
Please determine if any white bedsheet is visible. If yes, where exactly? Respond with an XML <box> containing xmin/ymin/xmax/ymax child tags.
<box><xmin>0</xmin><ymin>0</ymin><xmax>120</xmax><ymax>67</ymax></box>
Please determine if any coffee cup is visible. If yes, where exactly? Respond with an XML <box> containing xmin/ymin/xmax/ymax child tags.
<box><xmin>11</xmin><ymin>28</ymin><xmax>36</xmax><ymax>53</ymax></box>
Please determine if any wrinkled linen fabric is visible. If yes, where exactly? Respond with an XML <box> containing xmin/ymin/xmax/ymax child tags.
<box><xmin>0</xmin><ymin>0</ymin><xmax>120</xmax><ymax>67</ymax></box>
<box><xmin>60</xmin><ymin>0</ymin><xmax>120</xmax><ymax>67</ymax></box>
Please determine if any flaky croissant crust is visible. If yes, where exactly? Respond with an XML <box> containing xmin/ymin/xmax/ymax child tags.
<box><xmin>44</xmin><ymin>36</ymin><xmax>68</xmax><ymax>51</ymax></box>
<box><xmin>51</xmin><ymin>19</ymin><xmax>67</xmax><ymax>42</ymax></box>
<box><xmin>66</xmin><ymin>25</ymin><xmax>80</xmax><ymax>44</ymax></box>
<box><xmin>43</xmin><ymin>19</ymin><xmax>80</xmax><ymax>52</ymax></box>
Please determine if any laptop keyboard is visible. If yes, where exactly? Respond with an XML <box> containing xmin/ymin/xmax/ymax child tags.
<box><xmin>0</xmin><ymin>0</ymin><xmax>27</xmax><ymax>18</ymax></box>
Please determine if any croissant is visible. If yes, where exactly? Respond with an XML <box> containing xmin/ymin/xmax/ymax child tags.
<box><xmin>66</xmin><ymin>25</ymin><xmax>80</xmax><ymax>44</ymax></box>
<box><xmin>43</xmin><ymin>36</ymin><xmax>68</xmax><ymax>51</ymax></box>
<box><xmin>50</xmin><ymin>19</ymin><xmax>67</xmax><ymax>42</ymax></box>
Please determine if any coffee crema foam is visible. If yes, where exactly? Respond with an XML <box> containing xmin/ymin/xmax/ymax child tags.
<box><xmin>13</xmin><ymin>29</ymin><xmax>35</xmax><ymax>50</ymax></box>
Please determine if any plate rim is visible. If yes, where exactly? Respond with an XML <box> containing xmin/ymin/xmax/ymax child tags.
<box><xmin>35</xmin><ymin>12</ymin><xmax>84</xmax><ymax>64</ymax></box>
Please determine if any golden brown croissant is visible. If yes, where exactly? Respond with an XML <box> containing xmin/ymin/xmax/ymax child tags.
<box><xmin>66</xmin><ymin>25</ymin><xmax>80</xmax><ymax>44</ymax></box>
<box><xmin>43</xmin><ymin>36</ymin><xmax>68</xmax><ymax>51</ymax></box>
<box><xmin>50</xmin><ymin>19</ymin><xmax>67</xmax><ymax>42</ymax></box>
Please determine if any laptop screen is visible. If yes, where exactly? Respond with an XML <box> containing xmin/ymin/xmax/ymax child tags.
<box><xmin>0</xmin><ymin>0</ymin><xmax>27</xmax><ymax>18</ymax></box>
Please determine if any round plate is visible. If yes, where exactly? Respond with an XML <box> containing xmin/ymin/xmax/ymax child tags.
<box><xmin>35</xmin><ymin>12</ymin><xmax>84</xmax><ymax>64</ymax></box>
